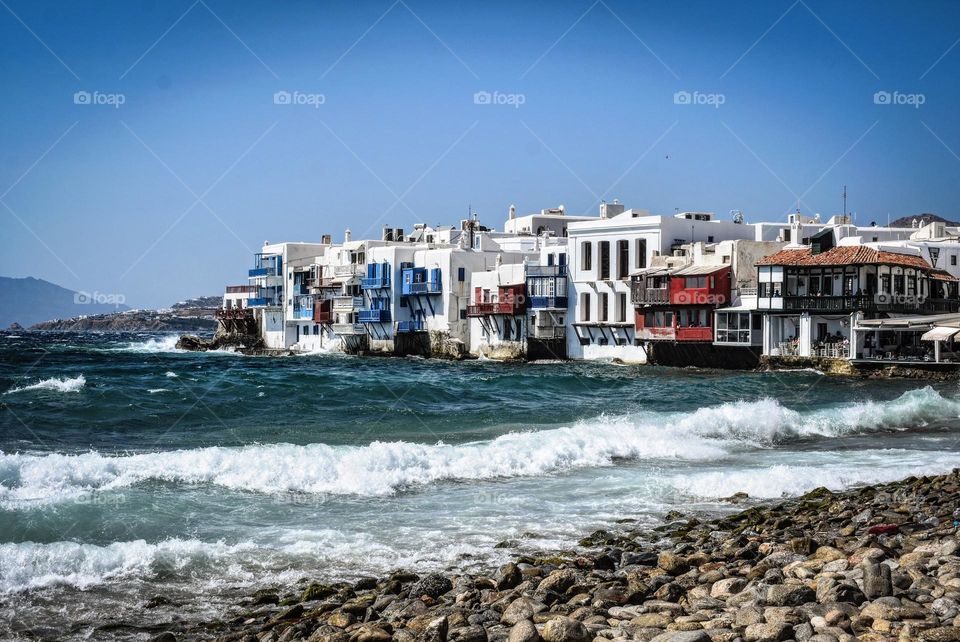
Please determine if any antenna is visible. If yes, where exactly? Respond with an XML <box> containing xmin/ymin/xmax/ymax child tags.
<box><xmin>842</xmin><ymin>185</ymin><xmax>848</xmax><ymax>217</ymax></box>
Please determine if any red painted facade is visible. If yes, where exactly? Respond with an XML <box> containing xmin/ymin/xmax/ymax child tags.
<box><xmin>634</xmin><ymin>266</ymin><xmax>731</xmax><ymax>342</ymax></box>
<box><xmin>467</xmin><ymin>284</ymin><xmax>527</xmax><ymax>316</ymax></box>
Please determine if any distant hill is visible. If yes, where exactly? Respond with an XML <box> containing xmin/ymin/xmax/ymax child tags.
<box><xmin>0</xmin><ymin>276</ymin><xmax>129</xmax><ymax>329</ymax></box>
<box><xmin>888</xmin><ymin>213</ymin><xmax>960</xmax><ymax>228</ymax></box>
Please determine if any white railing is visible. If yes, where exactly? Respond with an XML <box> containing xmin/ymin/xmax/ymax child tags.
<box><xmin>333</xmin><ymin>296</ymin><xmax>364</xmax><ymax>311</ymax></box>
<box><xmin>334</xmin><ymin>265</ymin><xmax>363</xmax><ymax>277</ymax></box>
<box><xmin>332</xmin><ymin>323</ymin><xmax>366</xmax><ymax>335</ymax></box>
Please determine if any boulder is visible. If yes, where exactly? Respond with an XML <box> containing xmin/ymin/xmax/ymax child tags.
<box><xmin>501</xmin><ymin>598</ymin><xmax>547</xmax><ymax>625</ymax></box>
<box><xmin>410</xmin><ymin>574</ymin><xmax>453</xmax><ymax>600</ymax></box>
<box><xmin>540</xmin><ymin>617</ymin><xmax>589</xmax><ymax>642</ymax></box>
<box><xmin>508</xmin><ymin>620</ymin><xmax>541</xmax><ymax>642</ymax></box>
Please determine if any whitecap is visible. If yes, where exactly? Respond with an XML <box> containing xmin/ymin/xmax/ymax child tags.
<box><xmin>5</xmin><ymin>375</ymin><xmax>86</xmax><ymax>395</ymax></box>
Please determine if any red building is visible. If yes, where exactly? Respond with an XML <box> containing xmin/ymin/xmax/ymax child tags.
<box><xmin>631</xmin><ymin>265</ymin><xmax>731</xmax><ymax>342</ymax></box>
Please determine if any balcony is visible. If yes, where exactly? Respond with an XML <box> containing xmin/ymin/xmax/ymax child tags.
<box><xmin>631</xmin><ymin>285</ymin><xmax>669</xmax><ymax>305</ymax></box>
<box><xmin>530</xmin><ymin>326</ymin><xmax>566</xmax><ymax>340</ymax></box>
<box><xmin>332</xmin><ymin>323</ymin><xmax>366</xmax><ymax>335</ymax></box>
<box><xmin>294</xmin><ymin>307</ymin><xmax>314</xmax><ymax>319</ymax></box>
<box><xmin>333</xmin><ymin>296</ymin><xmax>364</xmax><ymax>311</ymax></box>
<box><xmin>361</xmin><ymin>276</ymin><xmax>391</xmax><ymax>289</ymax></box>
<box><xmin>334</xmin><ymin>265</ymin><xmax>364</xmax><ymax>277</ymax></box>
<box><xmin>314</xmin><ymin>299</ymin><xmax>333</xmax><ymax>323</ymax></box>
<box><xmin>225</xmin><ymin>285</ymin><xmax>257</xmax><ymax>294</ymax></box>
<box><xmin>467</xmin><ymin>301</ymin><xmax>524</xmax><ymax>316</ymax></box>
<box><xmin>529</xmin><ymin>295</ymin><xmax>568</xmax><ymax>309</ymax></box>
<box><xmin>403</xmin><ymin>281</ymin><xmax>442</xmax><ymax>295</ymax></box>
<box><xmin>247</xmin><ymin>297</ymin><xmax>273</xmax><ymax>307</ymax></box>
<box><xmin>781</xmin><ymin>295</ymin><xmax>960</xmax><ymax>314</ymax></box>
<box><xmin>526</xmin><ymin>265</ymin><xmax>567</xmax><ymax>277</ymax></box>
<box><xmin>636</xmin><ymin>327</ymin><xmax>676</xmax><ymax>341</ymax></box>
<box><xmin>676</xmin><ymin>327</ymin><xmax>714</xmax><ymax>342</ymax></box>
<box><xmin>215</xmin><ymin>308</ymin><xmax>253</xmax><ymax>320</ymax></box>
<box><xmin>396</xmin><ymin>320</ymin><xmax>425</xmax><ymax>333</ymax></box>
<box><xmin>358</xmin><ymin>309</ymin><xmax>391</xmax><ymax>323</ymax></box>
<box><xmin>248</xmin><ymin>267</ymin><xmax>277</xmax><ymax>278</ymax></box>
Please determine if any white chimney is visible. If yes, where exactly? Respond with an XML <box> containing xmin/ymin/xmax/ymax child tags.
<box><xmin>344</xmin><ymin>228</ymin><xmax>352</xmax><ymax>243</ymax></box>
<box><xmin>509</xmin><ymin>204</ymin><xmax>516</xmax><ymax>220</ymax></box>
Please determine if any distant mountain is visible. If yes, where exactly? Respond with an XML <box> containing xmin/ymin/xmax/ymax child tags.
<box><xmin>888</xmin><ymin>213</ymin><xmax>960</xmax><ymax>228</ymax></box>
<box><xmin>0</xmin><ymin>276</ymin><xmax>129</xmax><ymax>329</ymax></box>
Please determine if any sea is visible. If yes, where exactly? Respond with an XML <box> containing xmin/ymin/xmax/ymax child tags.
<box><xmin>1</xmin><ymin>331</ymin><xmax>959</xmax><ymax>640</ymax></box>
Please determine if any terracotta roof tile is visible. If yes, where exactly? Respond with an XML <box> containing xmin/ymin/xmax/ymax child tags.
<box><xmin>756</xmin><ymin>245</ymin><xmax>934</xmax><ymax>271</ymax></box>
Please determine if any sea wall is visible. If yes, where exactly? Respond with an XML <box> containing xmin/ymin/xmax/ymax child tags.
<box><xmin>762</xmin><ymin>356</ymin><xmax>960</xmax><ymax>380</ymax></box>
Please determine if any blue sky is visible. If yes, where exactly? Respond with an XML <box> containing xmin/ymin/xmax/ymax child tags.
<box><xmin>1</xmin><ymin>0</ymin><xmax>959</xmax><ymax>308</ymax></box>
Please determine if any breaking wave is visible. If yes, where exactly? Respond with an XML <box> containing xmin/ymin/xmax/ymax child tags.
<box><xmin>5</xmin><ymin>375</ymin><xmax>86</xmax><ymax>395</ymax></box>
<box><xmin>116</xmin><ymin>335</ymin><xmax>182</xmax><ymax>353</ymax></box>
<box><xmin>0</xmin><ymin>387</ymin><xmax>955</xmax><ymax>504</ymax></box>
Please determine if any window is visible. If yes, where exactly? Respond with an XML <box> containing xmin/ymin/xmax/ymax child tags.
<box><xmin>894</xmin><ymin>274</ymin><xmax>904</xmax><ymax>294</ymax></box>
<box><xmin>598</xmin><ymin>241</ymin><xmax>610</xmax><ymax>280</ymax></box>
<box><xmin>617</xmin><ymin>240</ymin><xmax>629</xmax><ymax>279</ymax></box>
<box><xmin>617</xmin><ymin>293</ymin><xmax>627</xmax><ymax>323</ymax></box>
<box><xmin>458</xmin><ymin>267</ymin><xmax>465</xmax><ymax>281</ymax></box>
<box><xmin>635</xmin><ymin>239</ymin><xmax>647</xmax><ymax>269</ymax></box>
<box><xmin>881</xmin><ymin>274</ymin><xmax>891</xmax><ymax>294</ymax></box>
<box><xmin>716</xmin><ymin>312</ymin><xmax>751</xmax><ymax>344</ymax></box>
<box><xmin>580</xmin><ymin>292</ymin><xmax>591</xmax><ymax>321</ymax></box>
<box><xmin>708</xmin><ymin>235</ymin><xmax>714</xmax><ymax>243</ymax></box>
<box><xmin>685</xmin><ymin>276</ymin><xmax>707</xmax><ymax>289</ymax></box>
<box><xmin>581</xmin><ymin>242</ymin><xmax>592</xmax><ymax>271</ymax></box>
<box><xmin>460</xmin><ymin>309</ymin><xmax>467</xmax><ymax>320</ymax></box>
<box><xmin>952</xmin><ymin>255</ymin><xmax>957</xmax><ymax>266</ymax></box>
<box><xmin>599</xmin><ymin>293</ymin><xmax>609</xmax><ymax>322</ymax></box>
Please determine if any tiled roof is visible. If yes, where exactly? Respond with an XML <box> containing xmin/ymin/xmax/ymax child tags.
<box><xmin>756</xmin><ymin>246</ymin><xmax>934</xmax><ymax>271</ymax></box>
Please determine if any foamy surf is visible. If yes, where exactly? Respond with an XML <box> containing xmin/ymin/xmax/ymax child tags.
<box><xmin>1</xmin><ymin>387</ymin><xmax>955</xmax><ymax>504</ymax></box>
<box><xmin>5</xmin><ymin>375</ymin><xmax>86</xmax><ymax>395</ymax></box>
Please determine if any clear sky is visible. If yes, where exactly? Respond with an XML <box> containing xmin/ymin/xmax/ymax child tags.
<box><xmin>1</xmin><ymin>0</ymin><xmax>959</xmax><ymax>308</ymax></box>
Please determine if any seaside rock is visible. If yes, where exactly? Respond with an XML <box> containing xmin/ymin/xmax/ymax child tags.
<box><xmin>862</xmin><ymin>563</ymin><xmax>893</xmax><ymax>598</ymax></box>
<box><xmin>648</xmin><ymin>632</ymin><xmax>710</xmax><ymax>642</ymax></box>
<box><xmin>540</xmin><ymin>617</ymin><xmax>589</xmax><ymax>642</ymax></box>
<box><xmin>410</xmin><ymin>574</ymin><xmax>453</xmax><ymax>600</ymax></box>
<box><xmin>148</xmin><ymin>634</ymin><xmax>177</xmax><ymax>642</ymax></box>
<box><xmin>303</xmin><ymin>583</ymin><xmax>338</xmax><ymax>602</ymax></box>
<box><xmin>538</xmin><ymin>569</ymin><xmax>578</xmax><ymax>594</ymax></box>
<box><xmin>353</xmin><ymin>625</ymin><xmax>393</xmax><ymax>642</ymax></box>
<box><xmin>497</xmin><ymin>564</ymin><xmax>523</xmax><ymax>590</ymax></box>
<box><xmin>657</xmin><ymin>552</ymin><xmax>690</xmax><ymax>576</ymax></box>
<box><xmin>448</xmin><ymin>626</ymin><xmax>487</xmax><ymax>642</ymax></box>
<box><xmin>710</xmin><ymin>578</ymin><xmax>746</xmax><ymax>599</ymax></box>
<box><xmin>508</xmin><ymin>620</ymin><xmax>540</xmax><ymax>642</ymax></box>
<box><xmin>329</xmin><ymin>612</ymin><xmax>356</xmax><ymax>628</ymax></box>
<box><xmin>310</xmin><ymin>625</ymin><xmax>351</xmax><ymax>642</ymax></box>
<box><xmin>743</xmin><ymin>622</ymin><xmax>791</xmax><ymax>642</ymax></box>
<box><xmin>920</xmin><ymin>628</ymin><xmax>960</xmax><ymax>642</ymax></box>
<box><xmin>766</xmin><ymin>584</ymin><xmax>816</xmax><ymax>606</ymax></box>
<box><xmin>502</xmin><ymin>598</ymin><xmax>547</xmax><ymax>625</ymax></box>
<box><xmin>422</xmin><ymin>616</ymin><xmax>448</xmax><ymax>642</ymax></box>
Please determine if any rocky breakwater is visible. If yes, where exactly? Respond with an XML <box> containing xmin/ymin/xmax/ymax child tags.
<box><xmin>178</xmin><ymin>470</ymin><xmax>960</xmax><ymax>642</ymax></box>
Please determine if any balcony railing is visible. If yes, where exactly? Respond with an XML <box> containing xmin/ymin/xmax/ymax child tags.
<box><xmin>358</xmin><ymin>309</ymin><xmax>391</xmax><ymax>323</ymax></box>
<box><xmin>248</xmin><ymin>267</ymin><xmax>277</xmax><ymax>278</ymax></box>
<box><xmin>225</xmin><ymin>285</ymin><xmax>258</xmax><ymax>294</ymax></box>
<box><xmin>294</xmin><ymin>307</ymin><xmax>314</xmax><ymax>319</ymax></box>
<box><xmin>526</xmin><ymin>265</ymin><xmax>567</xmax><ymax>277</ymax></box>
<box><xmin>781</xmin><ymin>295</ymin><xmax>960</xmax><ymax>314</ymax></box>
<box><xmin>361</xmin><ymin>276</ymin><xmax>391</xmax><ymax>289</ymax></box>
<box><xmin>529</xmin><ymin>326</ymin><xmax>566</xmax><ymax>339</ymax></box>
<box><xmin>528</xmin><ymin>295</ymin><xmax>568</xmax><ymax>309</ymax></box>
<box><xmin>404</xmin><ymin>281</ymin><xmax>442</xmax><ymax>295</ymax></box>
<box><xmin>467</xmin><ymin>302</ymin><xmax>524</xmax><ymax>316</ymax></box>
<box><xmin>334</xmin><ymin>265</ymin><xmax>364</xmax><ymax>277</ymax></box>
<box><xmin>215</xmin><ymin>308</ymin><xmax>253</xmax><ymax>320</ymax></box>
<box><xmin>247</xmin><ymin>297</ymin><xmax>274</xmax><ymax>307</ymax></box>
<box><xmin>332</xmin><ymin>323</ymin><xmax>366</xmax><ymax>335</ymax></box>
<box><xmin>631</xmin><ymin>285</ymin><xmax>669</xmax><ymax>305</ymax></box>
<box><xmin>314</xmin><ymin>300</ymin><xmax>332</xmax><ymax>323</ymax></box>
<box><xmin>676</xmin><ymin>327</ymin><xmax>714</xmax><ymax>342</ymax></box>
<box><xmin>396</xmin><ymin>320</ymin><xmax>425</xmax><ymax>333</ymax></box>
<box><xmin>333</xmin><ymin>296</ymin><xmax>364</xmax><ymax>311</ymax></box>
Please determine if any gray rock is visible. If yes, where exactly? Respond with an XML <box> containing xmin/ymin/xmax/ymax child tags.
<box><xmin>648</xmin><ymin>632</ymin><xmax>710</xmax><ymax>642</ymax></box>
<box><xmin>448</xmin><ymin>627</ymin><xmax>487</xmax><ymax>642</ymax></box>
<box><xmin>538</xmin><ymin>569</ymin><xmax>578</xmax><ymax>594</ymax></box>
<box><xmin>496</xmin><ymin>563</ymin><xmax>523</xmax><ymax>590</ymax></box>
<box><xmin>862</xmin><ymin>562</ymin><xmax>892</xmax><ymax>599</ymax></box>
<box><xmin>743</xmin><ymin>622</ymin><xmax>791</xmax><ymax>641</ymax></box>
<box><xmin>422</xmin><ymin>616</ymin><xmax>449</xmax><ymax>642</ymax></box>
<box><xmin>410</xmin><ymin>574</ymin><xmax>454</xmax><ymax>599</ymax></box>
<box><xmin>657</xmin><ymin>552</ymin><xmax>690</xmax><ymax>576</ymax></box>
<box><xmin>540</xmin><ymin>617</ymin><xmax>590</xmax><ymax>642</ymax></box>
<box><xmin>919</xmin><ymin>628</ymin><xmax>960</xmax><ymax>642</ymax></box>
<box><xmin>508</xmin><ymin>620</ymin><xmax>541</xmax><ymax>642</ymax></box>
<box><xmin>501</xmin><ymin>598</ymin><xmax>547</xmax><ymax>625</ymax></box>
<box><xmin>766</xmin><ymin>584</ymin><xmax>816</xmax><ymax>607</ymax></box>
<box><xmin>710</xmin><ymin>578</ymin><xmax>746</xmax><ymax>598</ymax></box>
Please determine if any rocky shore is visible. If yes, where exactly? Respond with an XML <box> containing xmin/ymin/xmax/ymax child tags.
<box><xmin>168</xmin><ymin>471</ymin><xmax>960</xmax><ymax>642</ymax></box>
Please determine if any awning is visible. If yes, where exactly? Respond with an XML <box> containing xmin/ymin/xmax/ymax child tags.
<box><xmin>921</xmin><ymin>326</ymin><xmax>960</xmax><ymax>342</ymax></box>
<box><xmin>674</xmin><ymin>264</ymin><xmax>727</xmax><ymax>276</ymax></box>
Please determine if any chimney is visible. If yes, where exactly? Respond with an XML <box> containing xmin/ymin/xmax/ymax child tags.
<box><xmin>396</xmin><ymin>228</ymin><xmax>404</xmax><ymax>242</ymax></box>
<box><xmin>321</xmin><ymin>234</ymin><xmax>332</xmax><ymax>244</ymax></box>
<box><xmin>344</xmin><ymin>228</ymin><xmax>352</xmax><ymax>243</ymax></box>
<box><xmin>382</xmin><ymin>226</ymin><xmax>393</xmax><ymax>242</ymax></box>
<box><xmin>509</xmin><ymin>204</ymin><xmax>516</xmax><ymax>220</ymax></box>
<box><xmin>599</xmin><ymin>199</ymin><xmax>625</xmax><ymax>219</ymax></box>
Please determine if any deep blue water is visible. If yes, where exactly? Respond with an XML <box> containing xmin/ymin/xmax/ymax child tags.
<box><xmin>1</xmin><ymin>332</ymin><xmax>959</xmax><ymax>641</ymax></box>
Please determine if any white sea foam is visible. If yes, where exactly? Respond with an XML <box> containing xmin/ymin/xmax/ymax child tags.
<box><xmin>165</xmin><ymin>371</ymin><xmax>178</xmax><ymax>378</ymax></box>
<box><xmin>5</xmin><ymin>375</ymin><xmax>86</xmax><ymax>395</ymax></box>
<box><xmin>147</xmin><ymin>388</ymin><xmax>168</xmax><ymax>394</ymax></box>
<box><xmin>117</xmin><ymin>335</ymin><xmax>183</xmax><ymax>353</ymax></box>
<box><xmin>0</xmin><ymin>387</ymin><xmax>955</xmax><ymax>504</ymax></box>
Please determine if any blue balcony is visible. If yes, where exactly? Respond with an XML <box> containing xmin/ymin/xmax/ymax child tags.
<box><xmin>361</xmin><ymin>276</ymin><xmax>391</xmax><ymax>289</ymax></box>
<box><xmin>359</xmin><ymin>309</ymin><xmax>392</xmax><ymax>323</ymax></box>
<box><xmin>396</xmin><ymin>319</ymin><xmax>424</xmax><ymax>332</ymax></box>
<box><xmin>529</xmin><ymin>296</ymin><xmax>568</xmax><ymax>309</ymax></box>
<box><xmin>294</xmin><ymin>307</ymin><xmax>314</xmax><ymax>319</ymax></box>
<box><xmin>247</xmin><ymin>297</ymin><xmax>270</xmax><ymax>307</ymax></box>
<box><xmin>405</xmin><ymin>281</ymin><xmax>441</xmax><ymax>295</ymax></box>
<box><xmin>401</xmin><ymin>267</ymin><xmax>441</xmax><ymax>295</ymax></box>
<box><xmin>248</xmin><ymin>267</ymin><xmax>277</xmax><ymax>277</ymax></box>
